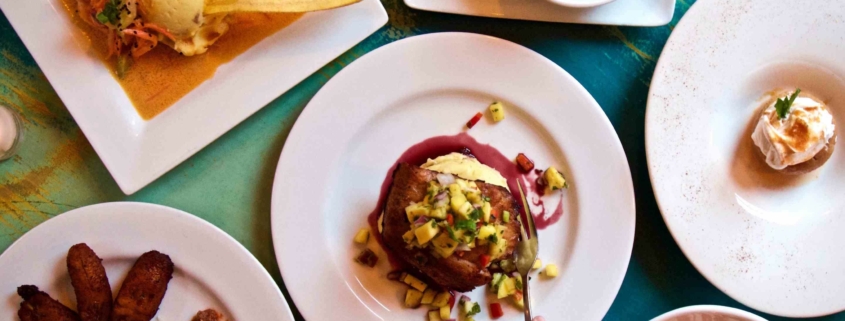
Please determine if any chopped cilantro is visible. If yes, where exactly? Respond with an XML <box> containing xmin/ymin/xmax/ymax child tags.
<box><xmin>431</xmin><ymin>220</ymin><xmax>437</xmax><ymax>227</ymax></box>
<box><xmin>467</xmin><ymin>302</ymin><xmax>481</xmax><ymax>316</ymax></box>
<box><xmin>455</xmin><ymin>219</ymin><xmax>475</xmax><ymax>231</ymax></box>
<box><xmin>96</xmin><ymin>0</ymin><xmax>121</xmax><ymax>26</ymax></box>
<box><xmin>482</xmin><ymin>196</ymin><xmax>491</xmax><ymax>202</ymax></box>
<box><xmin>487</xmin><ymin>234</ymin><xmax>498</xmax><ymax>244</ymax></box>
<box><xmin>775</xmin><ymin>88</ymin><xmax>801</xmax><ymax>119</ymax></box>
<box><xmin>515</xmin><ymin>277</ymin><xmax>523</xmax><ymax>290</ymax></box>
<box><xmin>468</xmin><ymin>208</ymin><xmax>481</xmax><ymax>220</ymax></box>
<box><xmin>445</xmin><ymin>225</ymin><xmax>458</xmax><ymax>241</ymax></box>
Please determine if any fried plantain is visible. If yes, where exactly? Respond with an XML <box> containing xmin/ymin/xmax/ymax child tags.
<box><xmin>67</xmin><ymin>243</ymin><xmax>113</xmax><ymax>321</ymax></box>
<box><xmin>110</xmin><ymin>251</ymin><xmax>174</xmax><ymax>321</ymax></box>
<box><xmin>17</xmin><ymin>285</ymin><xmax>81</xmax><ymax>321</ymax></box>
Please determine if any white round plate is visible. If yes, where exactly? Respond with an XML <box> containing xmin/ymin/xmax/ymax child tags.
<box><xmin>272</xmin><ymin>32</ymin><xmax>635</xmax><ymax>321</ymax></box>
<box><xmin>545</xmin><ymin>0</ymin><xmax>616</xmax><ymax>9</ymax></box>
<box><xmin>647</xmin><ymin>0</ymin><xmax>845</xmax><ymax>318</ymax></box>
<box><xmin>651</xmin><ymin>305</ymin><xmax>767</xmax><ymax>321</ymax></box>
<box><xmin>0</xmin><ymin>202</ymin><xmax>294</xmax><ymax>321</ymax></box>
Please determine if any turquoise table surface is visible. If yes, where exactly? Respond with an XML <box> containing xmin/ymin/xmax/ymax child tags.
<box><xmin>1</xmin><ymin>1</ymin><xmax>842</xmax><ymax>320</ymax></box>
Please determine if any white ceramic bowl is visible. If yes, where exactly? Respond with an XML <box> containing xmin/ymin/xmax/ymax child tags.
<box><xmin>651</xmin><ymin>305</ymin><xmax>767</xmax><ymax>321</ymax></box>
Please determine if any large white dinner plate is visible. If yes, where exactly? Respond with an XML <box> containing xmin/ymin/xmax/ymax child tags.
<box><xmin>0</xmin><ymin>0</ymin><xmax>387</xmax><ymax>195</ymax></box>
<box><xmin>404</xmin><ymin>0</ymin><xmax>674</xmax><ymax>26</ymax></box>
<box><xmin>646</xmin><ymin>0</ymin><xmax>845</xmax><ymax>317</ymax></box>
<box><xmin>271</xmin><ymin>32</ymin><xmax>635</xmax><ymax>321</ymax></box>
<box><xmin>0</xmin><ymin>202</ymin><xmax>293</xmax><ymax>321</ymax></box>
<box><xmin>651</xmin><ymin>305</ymin><xmax>766</xmax><ymax>321</ymax></box>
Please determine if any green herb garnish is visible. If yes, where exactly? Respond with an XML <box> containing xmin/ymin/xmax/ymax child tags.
<box><xmin>445</xmin><ymin>225</ymin><xmax>458</xmax><ymax>241</ymax></box>
<box><xmin>467</xmin><ymin>302</ymin><xmax>481</xmax><ymax>317</ymax></box>
<box><xmin>775</xmin><ymin>88</ymin><xmax>801</xmax><ymax>120</ymax></box>
<box><xmin>96</xmin><ymin>0</ymin><xmax>121</xmax><ymax>26</ymax></box>
<box><xmin>486</xmin><ymin>234</ymin><xmax>498</xmax><ymax>244</ymax></box>
<box><xmin>468</xmin><ymin>208</ymin><xmax>481</xmax><ymax>221</ymax></box>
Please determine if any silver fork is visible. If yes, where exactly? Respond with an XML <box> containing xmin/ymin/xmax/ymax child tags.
<box><xmin>514</xmin><ymin>181</ymin><xmax>539</xmax><ymax>321</ymax></box>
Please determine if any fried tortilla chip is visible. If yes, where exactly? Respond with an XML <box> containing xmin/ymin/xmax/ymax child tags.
<box><xmin>204</xmin><ymin>0</ymin><xmax>361</xmax><ymax>14</ymax></box>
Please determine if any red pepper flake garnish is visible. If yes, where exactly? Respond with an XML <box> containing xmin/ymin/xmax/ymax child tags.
<box><xmin>490</xmin><ymin>303</ymin><xmax>504</xmax><ymax>319</ymax></box>
<box><xmin>479</xmin><ymin>254</ymin><xmax>491</xmax><ymax>268</ymax></box>
<box><xmin>355</xmin><ymin>249</ymin><xmax>379</xmax><ymax>268</ymax></box>
<box><xmin>516</xmin><ymin>153</ymin><xmax>535</xmax><ymax>172</ymax></box>
<box><xmin>466</xmin><ymin>112</ymin><xmax>483</xmax><ymax>129</ymax></box>
<box><xmin>446</xmin><ymin>214</ymin><xmax>454</xmax><ymax>226</ymax></box>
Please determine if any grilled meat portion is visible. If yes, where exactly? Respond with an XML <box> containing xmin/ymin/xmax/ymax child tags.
<box><xmin>17</xmin><ymin>285</ymin><xmax>81</xmax><ymax>321</ymax></box>
<box><xmin>382</xmin><ymin>163</ymin><xmax>520</xmax><ymax>292</ymax></box>
<box><xmin>67</xmin><ymin>243</ymin><xmax>113</xmax><ymax>321</ymax></box>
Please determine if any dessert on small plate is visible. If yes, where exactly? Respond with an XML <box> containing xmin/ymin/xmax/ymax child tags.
<box><xmin>750</xmin><ymin>89</ymin><xmax>836</xmax><ymax>175</ymax></box>
<box><xmin>647</xmin><ymin>0</ymin><xmax>845</xmax><ymax>317</ymax></box>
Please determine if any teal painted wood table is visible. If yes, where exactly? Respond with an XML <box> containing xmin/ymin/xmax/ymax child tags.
<box><xmin>0</xmin><ymin>1</ymin><xmax>842</xmax><ymax>320</ymax></box>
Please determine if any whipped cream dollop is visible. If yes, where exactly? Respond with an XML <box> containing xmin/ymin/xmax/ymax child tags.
<box><xmin>751</xmin><ymin>94</ymin><xmax>836</xmax><ymax>170</ymax></box>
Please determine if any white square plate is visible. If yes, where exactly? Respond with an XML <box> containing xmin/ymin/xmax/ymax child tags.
<box><xmin>404</xmin><ymin>0</ymin><xmax>674</xmax><ymax>26</ymax></box>
<box><xmin>0</xmin><ymin>0</ymin><xmax>387</xmax><ymax>194</ymax></box>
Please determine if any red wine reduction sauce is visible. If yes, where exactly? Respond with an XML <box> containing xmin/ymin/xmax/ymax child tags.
<box><xmin>367</xmin><ymin>133</ymin><xmax>564</xmax><ymax>268</ymax></box>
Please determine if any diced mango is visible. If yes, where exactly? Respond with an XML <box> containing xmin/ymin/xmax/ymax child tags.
<box><xmin>431</xmin><ymin>233</ymin><xmax>459</xmax><ymax>258</ymax></box>
<box><xmin>466</xmin><ymin>192</ymin><xmax>481</xmax><ymax>204</ymax></box>
<box><xmin>489</xmin><ymin>101</ymin><xmax>505</xmax><ymax>122</ymax></box>
<box><xmin>403</xmin><ymin>274</ymin><xmax>428</xmax><ymax>292</ymax></box>
<box><xmin>513</xmin><ymin>291</ymin><xmax>524</xmax><ymax>309</ymax></box>
<box><xmin>406</xmin><ymin>203</ymin><xmax>430</xmax><ymax>223</ymax></box>
<box><xmin>427</xmin><ymin>208</ymin><xmax>447</xmax><ymax>220</ymax></box>
<box><xmin>439</xmin><ymin>306</ymin><xmax>450</xmax><ymax>319</ymax></box>
<box><xmin>405</xmin><ymin>289</ymin><xmax>423</xmax><ymax>308</ymax></box>
<box><xmin>477</xmin><ymin>225</ymin><xmax>496</xmax><ymax>245</ymax></box>
<box><xmin>431</xmin><ymin>292</ymin><xmax>451</xmax><ymax>308</ymax></box>
<box><xmin>353</xmin><ymin>228</ymin><xmax>369</xmax><ymax>244</ymax></box>
<box><xmin>544</xmin><ymin>263</ymin><xmax>559</xmax><ymax>278</ymax></box>
<box><xmin>428</xmin><ymin>310</ymin><xmax>443</xmax><ymax>321</ymax></box>
<box><xmin>415</xmin><ymin>221</ymin><xmax>440</xmax><ymax>245</ymax></box>
<box><xmin>457</xmin><ymin>202</ymin><xmax>473</xmax><ymax>219</ymax></box>
<box><xmin>402</xmin><ymin>230</ymin><xmax>415</xmax><ymax>243</ymax></box>
<box><xmin>481</xmin><ymin>202</ymin><xmax>492</xmax><ymax>222</ymax></box>
<box><xmin>421</xmin><ymin>288</ymin><xmax>437</xmax><ymax>305</ymax></box>
<box><xmin>543</xmin><ymin>167</ymin><xmax>568</xmax><ymax>193</ymax></box>
<box><xmin>497</xmin><ymin>276</ymin><xmax>511</xmax><ymax>299</ymax></box>
<box><xmin>532</xmin><ymin>258</ymin><xmax>542</xmax><ymax>270</ymax></box>
<box><xmin>489</xmin><ymin>225</ymin><xmax>508</xmax><ymax>258</ymax></box>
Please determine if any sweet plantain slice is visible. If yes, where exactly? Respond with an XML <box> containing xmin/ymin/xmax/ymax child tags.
<box><xmin>67</xmin><ymin>243</ymin><xmax>113</xmax><ymax>321</ymax></box>
<box><xmin>110</xmin><ymin>251</ymin><xmax>174</xmax><ymax>321</ymax></box>
<box><xmin>17</xmin><ymin>285</ymin><xmax>81</xmax><ymax>321</ymax></box>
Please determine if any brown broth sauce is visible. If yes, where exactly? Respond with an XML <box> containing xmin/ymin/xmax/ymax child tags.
<box><xmin>60</xmin><ymin>0</ymin><xmax>302</xmax><ymax>120</ymax></box>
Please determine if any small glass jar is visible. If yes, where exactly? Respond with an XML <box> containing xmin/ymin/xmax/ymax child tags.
<box><xmin>0</xmin><ymin>105</ymin><xmax>23</xmax><ymax>161</ymax></box>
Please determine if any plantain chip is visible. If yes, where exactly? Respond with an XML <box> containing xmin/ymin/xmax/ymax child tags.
<box><xmin>204</xmin><ymin>0</ymin><xmax>361</xmax><ymax>14</ymax></box>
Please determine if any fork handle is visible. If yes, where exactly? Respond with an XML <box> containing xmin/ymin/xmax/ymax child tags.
<box><xmin>523</xmin><ymin>274</ymin><xmax>533</xmax><ymax>321</ymax></box>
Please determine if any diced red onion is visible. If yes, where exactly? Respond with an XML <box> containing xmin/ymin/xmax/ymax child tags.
<box><xmin>532</xmin><ymin>317</ymin><xmax>546</xmax><ymax>321</ymax></box>
<box><xmin>456</xmin><ymin>243</ymin><xmax>471</xmax><ymax>252</ymax></box>
<box><xmin>437</xmin><ymin>173</ymin><xmax>456</xmax><ymax>186</ymax></box>
<box><xmin>459</xmin><ymin>295</ymin><xmax>471</xmax><ymax>303</ymax></box>
<box><xmin>435</xmin><ymin>191</ymin><xmax>447</xmax><ymax>200</ymax></box>
<box><xmin>414</xmin><ymin>216</ymin><xmax>428</xmax><ymax>226</ymax></box>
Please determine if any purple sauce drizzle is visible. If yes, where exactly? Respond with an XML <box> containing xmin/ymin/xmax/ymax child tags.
<box><xmin>367</xmin><ymin>133</ymin><xmax>564</xmax><ymax>268</ymax></box>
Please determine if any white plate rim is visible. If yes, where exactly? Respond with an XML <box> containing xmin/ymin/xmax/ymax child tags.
<box><xmin>0</xmin><ymin>201</ymin><xmax>294</xmax><ymax>321</ymax></box>
<box><xmin>403</xmin><ymin>0</ymin><xmax>674</xmax><ymax>27</ymax></box>
<box><xmin>0</xmin><ymin>0</ymin><xmax>387</xmax><ymax>195</ymax></box>
<box><xmin>271</xmin><ymin>32</ymin><xmax>636</xmax><ymax>321</ymax></box>
<box><xmin>650</xmin><ymin>305</ymin><xmax>767</xmax><ymax>321</ymax></box>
